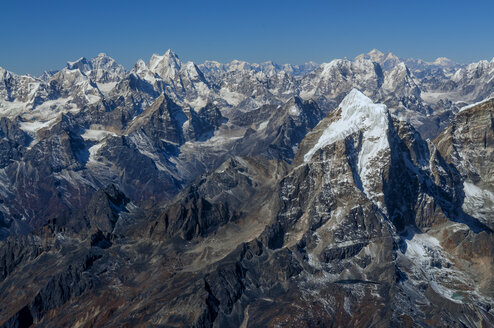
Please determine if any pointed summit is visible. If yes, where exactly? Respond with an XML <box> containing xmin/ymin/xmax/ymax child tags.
<box><xmin>164</xmin><ymin>49</ymin><xmax>179</xmax><ymax>58</ymax></box>
<box><xmin>304</xmin><ymin>88</ymin><xmax>389</xmax><ymax>162</ymax></box>
<box><xmin>369</xmin><ymin>48</ymin><xmax>385</xmax><ymax>57</ymax></box>
<box><xmin>91</xmin><ymin>53</ymin><xmax>116</xmax><ymax>64</ymax></box>
<box><xmin>149</xmin><ymin>49</ymin><xmax>182</xmax><ymax>79</ymax></box>
<box><xmin>301</xmin><ymin>89</ymin><xmax>391</xmax><ymax>210</ymax></box>
<box><xmin>356</xmin><ymin>49</ymin><xmax>385</xmax><ymax>61</ymax></box>
<box><xmin>390</xmin><ymin>62</ymin><xmax>412</xmax><ymax>76</ymax></box>
<box><xmin>89</xmin><ymin>53</ymin><xmax>125</xmax><ymax>77</ymax></box>
<box><xmin>150</xmin><ymin>49</ymin><xmax>181</xmax><ymax>68</ymax></box>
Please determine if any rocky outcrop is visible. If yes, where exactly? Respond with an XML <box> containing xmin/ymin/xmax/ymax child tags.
<box><xmin>435</xmin><ymin>98</ymin><xmax>494</xmax><ymax>229</ymax></box>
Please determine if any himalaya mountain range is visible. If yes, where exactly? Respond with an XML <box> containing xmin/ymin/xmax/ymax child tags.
<box><xmin>1</xmin><ymin>49</ymin><xmax>494</xmax><ymax>327</ymax></box>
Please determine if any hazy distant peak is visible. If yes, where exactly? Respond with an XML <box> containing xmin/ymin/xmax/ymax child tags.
<box><xmin>432</xmin><ymin>57</ymin><xmax>456</xmax><ymax>67</ymax></box>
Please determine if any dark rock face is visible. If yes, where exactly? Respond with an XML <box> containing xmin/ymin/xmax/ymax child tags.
<box><xmin>435</xmin><ymin>99</ymin><xmax>494</xmax><ymax>229</ymax></box>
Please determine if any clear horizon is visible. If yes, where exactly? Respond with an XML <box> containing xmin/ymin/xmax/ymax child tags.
<box><xmin>2</xmin><ymin>0</ymin><xmax>494</xmax><ymax>75</ymax></box>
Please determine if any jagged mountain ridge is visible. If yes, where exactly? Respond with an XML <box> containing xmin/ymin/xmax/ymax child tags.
<box><xmin>1</xmin><ymin>91</ymin><xmax>494</xmax><ymax>327</ymax></box>
<box><xmin>0</xmin><ymin>49</ymin><xmax>493</xmax><ymax>234</ymax></box>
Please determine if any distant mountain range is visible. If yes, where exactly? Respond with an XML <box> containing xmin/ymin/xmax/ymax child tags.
<box><xmin>1</xmin><ymin>49</ymin><xmax>494</xmax><ymax>327</ymax></box>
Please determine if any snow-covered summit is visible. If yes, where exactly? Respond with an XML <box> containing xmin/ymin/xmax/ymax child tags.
<box><xmin>64</xmin><ymin>54</ymin><xmax>125</xmax><ymax>84</ymax></box>
<box><xmin>304</xmin><ymin>89</ymin><xmax>390</xmax><ymax>207</ymax></box>
<box><xmin>432</xmin><ymin>57</ymin><xmax>456</xmax><ymax>67</ymax></box>
<box><xmin>304</xmin><ymin>89</ymin><xmax>389</xmax><ymax>162</ymax></box>
<box><xmin>149</xmin><ymin>49</ymin><xmax>182</xmax><ymax>78</ymax></box>
<box><xmin>355</xmin><ymin>49</ymin><xmax>401</xmax><ymax>70</ymax></box>
<box><xmin>90</xmin><ymin>53</ymin><xmax>123</xmax><ymax>70</ymax></box>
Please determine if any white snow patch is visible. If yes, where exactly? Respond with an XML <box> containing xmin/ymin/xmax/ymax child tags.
<box><xmin>23</xmin><ymin>97</ymin><xmax>79</xmax><ymax>122</ymax></box>
<box><xmin>19</xmin><ymin>118</ymin><xmax>57</xmax><ymax>133</ymax></box>
<box><xmin>219</xmin><ymin>88</ymin><xmax>245</xmax><ymax>106</ymax></box>
<box><xmin>85</xmin><ymin>94</ymin><xmax>101</xmax><ymax>104</ymax></box>
<box><xmin>97</xmin><ymin>82</ymin><xmax>117</xmax><ymax>94</ymax></box>
<box><xmin>288</xmin><ymin>104</ymin><xmax>300</xmax><ymax>116</ymax></box>
<box><xmin>405</xmin><ymin>233</ymin><xmax>440</xmax><ymax>259</ymax></box>
<box><xmin>421</xmin><ymin>91</ymin><xmax>454</xmax><ymax>103</ymax></box>
<box><xmin>81</xmin><ymin>129</ymin><xmax>117</xmax><ymax>141</ymax></box>
<box><xmin>462</xmin><ymin>182</ymin><xmax>494</xmax><ymax>219</ymax></box>
<box><xmin>187</xmin><ymin>96</ymin><xmax>207</xmax><ymax>109</ymax></box>
<box><xmin>404</xmin><ymin>231</ymin><xmax>469</xmax><ymax>304</ymax></box>
<box><xmin>87</xmin><ymin>142</ymin><xmax>104</xmax><ymax>163</ymax></box>
<box><xmin>258</xmin><ymin>120</ymin><xmax>268</xmax><ymax>130</ymax></box>
<box><xmin>459</xmin><ymin>97</ymin><xmax>494</xmax><ymax>112</ymax></box>
<box><xmin>0</xmin><ymin>100</ymin><xmax>31</xmax><ymax>118</ymax></box>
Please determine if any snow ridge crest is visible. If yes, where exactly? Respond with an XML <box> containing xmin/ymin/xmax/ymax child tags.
<box><xmin>304</xmin><ymin>89</ymin><xmax>389</xmax><ymax>162</ymax></box>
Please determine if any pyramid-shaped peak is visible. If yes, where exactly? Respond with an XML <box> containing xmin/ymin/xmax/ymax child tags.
<box><xmin>165</xmin><ymin>49</ymin><xmax>179</xmax><ymax>58</ymax></box>
<box><xmin>149</xmin><ymin>49</ymin><xmax>182</xmax><ymax>72</ymax></box>
<box><xmin>339</xmin><ymin>89</ymin><xmax>377</xmax><ymax>112</ymax></box>
<box><xmin>91</xmin><ymin>53</ymin><xmax>120</xmax><ymax>65</ymax></box>
<box><xmin>356</xmin><ymin>49</ymin><xmax>387</xmax><ymax>60</ymax></box>
<box><xmin>304</xmin><ymin>88</ymin><xmax>390</xmax><ymax>170</ymax></box>
<box><xmin>385</xmin><ymin>52</ymin><xmax>398</xmax><ymax>59</ymax></box>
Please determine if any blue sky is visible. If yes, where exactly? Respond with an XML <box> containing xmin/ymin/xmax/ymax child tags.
<box><xmin>1</xmin><ymin>0</ymin><xmax>493</xmax><ymax>75</ymax></box>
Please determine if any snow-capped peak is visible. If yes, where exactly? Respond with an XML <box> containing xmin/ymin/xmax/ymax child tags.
<box><xmin>355</xmin><ymin>49</ymin><xmax>401</xmax><ymax>71</ymax></box>
<box><xmin>386</xmin><ymin>62</ymin><xmax>412</xmax><ymax>79</ymax></box>
<box><xmin>304</xmin><ymin>89</ymin><xmax>389</xmax><ymax>162</ymax></box>
<box><xmin>91</xmin><ymin>53</ymin><xmax>118</xmax><ymax>66</ymax></box>
<box><xmin>149</xmin><ymin>49</ymin><xmax>182</xmax><ymax>79</ymax></box>
<box><xmin>150</xmin><ymin>50</ymin><xmax>181</xmax><ymax>68</ymax></box>
<box><xmin>356</xmin><ymin>49</ymin><xmax>396</xmax><ymax>62</ymax></box>
<box><xmin>164</xmin><ymin>49</ymin><xmax>178</xmax><ymax>58</ymax></box>
<box><xmin>318</xmin><ymin>59</ymin><xmax>350</xmax><ymax>77</ymax></box>
<box><xmin>369</xmin><ymin>48</ymin><xmax>385</xmax><ymax>57</ymax></box>
<box><xmin>134</xmin><ymin>59</ymin><xmax>147</xmax><ymax>71</ymax></box>
<box><xmin>304</xmin><ymin>89</ymin><xmax>390</xmax><ymax>207</ymax></box>
<box><xmin>341</xmin><ymin>88</ymin><xmax>372</xmax><ymax>103</ymax></box>
<box><xmin>432</xmin><ymin>57</ymin><xmax>456</xmax><ymax>67</ymax></box>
